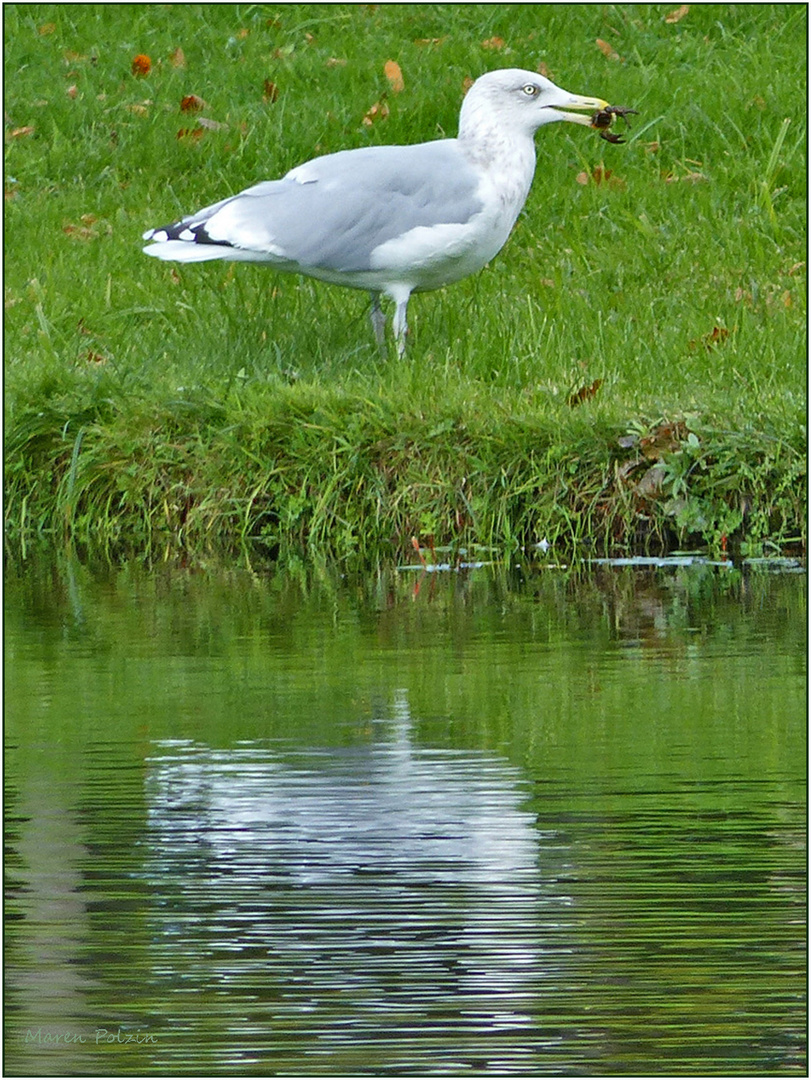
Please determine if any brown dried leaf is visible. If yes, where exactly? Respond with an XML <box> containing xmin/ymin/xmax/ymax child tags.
<box><xmin>536</xmin><ymin>61</ymin><xmax>552</xmax><ymax>78</ymax></box>
<box><xmin>131</xmin><ymin>54</ymin><xmax>151</xmax><ymax>77</ymax></box>
<box><xmin>596</xmin><ymin>38</ymin><xmax>621</xmax><ymax>61</ymax></box>
<box><xmin>384</xmin><ymin>60</ymin><xmax>404</xmax><ymax>93</ymax></box>
<box><xmin>361</xmin><ymin>99</ymin><xmax>389</xmax><ymax>126</ymax></box>
<box><xmin>176</xmin><ymin>127</ymin><xmax>205</xmax><ymax>141</ymax></box>
<box><xmin>481</xmin><ymin>36</ymin><xmax>505</xmax><ymax>50</ymax></box>
<box><xmin>567</xmin><ymin>379</ymin><xmax>603</xmax><ymax>407</ymax></box>
<box><xmin>63</xmin><ymin>223</ymin><xmax>95</xmax><ymax>240</ymax></box>
<box><xmin>462</xmin><ymin>75</ymin><xmax>475</xmax><ymax>95</ymax></box>
<box><xmin>263</xmin><ymin>79</ymin><xmax>280</xmax><ymax>103</ymax></box>
<box><xmin>169</xmin><ymin>47</ymin><xmax>186</xmax><ymax>68</ymax></box>
<box><xmin>8</xmin><ymin>126</ymin><xmax>35</xmax><ymax>139</ymax></box>
<box><xmin>688</xmin><ymin>326</ymin><xmax>729</xmax><ymax>352</ymax></box>
<box><xmin>665</xmin><ymin>4</ymin><xmax>690</xmax><ymax>23</ymax></box>
<box><xmin>180</xmin><ymin>94</ymin><xmax>206</xmax><ymax>113</ymax></box>
<box><xmin>639</xmin><ymin>421</ymin><xmax>687</xmax><ymax>458</ymax></box>
<box><xmin>576</xmin><ymin>166</ymin><xmax>623</xmax><ymax>188</ymax></box>
<box><xmin>66</xmin><ymin>84</ymin><xmax>78</xmax><ymax>99</ymax></box>
<box><xmin>39</xmin><ymin>22</ymin><xmax>56</xmax><ymax>35</ymax></box>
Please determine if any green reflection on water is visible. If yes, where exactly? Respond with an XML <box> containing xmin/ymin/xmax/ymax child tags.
<box><xmin>4</xmin><ymin>557</ymin><xmax>806</xmax><ymax>1075</ymax></box>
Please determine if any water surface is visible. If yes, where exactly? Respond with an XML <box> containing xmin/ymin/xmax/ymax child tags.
<box><xmin>5</xmin><ymin>557</ymin><xmax>806</xmax><ymax>1075</ymax></box>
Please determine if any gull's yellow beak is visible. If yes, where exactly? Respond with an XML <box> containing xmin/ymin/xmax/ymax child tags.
<box><xmin>553</xmin><ymin>94</ymin><xmax>611</xmax><ymax>126</ymax></box>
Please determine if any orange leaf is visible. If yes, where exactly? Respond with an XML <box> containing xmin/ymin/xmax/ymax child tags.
<box><xmin>263</xmin><ymin>79</ymin><xmax>280</xmax><ymax>103</ymax></box>
<box><xmin>462</xmin><ymin>75</ymin><xmax>475</xmax><ymax>95</ymax></box>
<box><xmin>689</xmin><ymin>325</ymin><xmax>729</xmax><ymax>351</ymax></box>
<box><xmin>131</xmin><ymin>54</ymin><xmax>151</xmax><ymax>77</ymax></box>
<box><xmin>362</xmin><ymin>99</ymin><xmax>389</xmax><ymax>126</ymax></box>
<box><xmin>180</xmin><ymin>94</ymin><xmax>206</xmax><ymax>113</ymax></box>
<box><xmin>665</xmin><ymin>4</ymin><xmax>690</xmax><ymax>23</ymax></box>
<box><xmin>567</xmin><ymin>379</ymin><xmax>603</xmax><ymax>407</ymax></box>
<box><xmin>176</xmin><ymin>127</ymin><xmax>205</xmax><ymax>141</ymax></box>
<box><xmin>596</xmin><ymin>38</ymin><xmax>621</xmax><ymax>61</ymax></box>
<box><xmin>384</xmin><ymin>60</ymin><xmax>404</xmax><ymax>93</ymax></box>
<box><xmin>481</xmin><ymin>36</ymin><xmax>505</xmax><ymax>50</ymax></box>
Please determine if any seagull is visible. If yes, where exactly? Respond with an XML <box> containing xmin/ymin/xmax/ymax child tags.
<box><xmin>143</xmin><ymin>68</ymin><xmax>611</xmax><ymax>355</ymax></box>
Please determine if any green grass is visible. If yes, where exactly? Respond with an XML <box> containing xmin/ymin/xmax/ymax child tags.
<box><xmin>4</xmin><ymin>3</ymin><xmax>806</xmax><ymax>563</ymax></box>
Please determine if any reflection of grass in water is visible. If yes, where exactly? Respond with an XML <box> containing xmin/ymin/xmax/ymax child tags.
<box><xmin>5</xmin><ymin>5</ymin><xmax>805</xmax><ymax>558</ymax></box>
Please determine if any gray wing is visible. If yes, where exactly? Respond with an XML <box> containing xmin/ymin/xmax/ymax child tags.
<box><xmin>144</xmin><ymin>141</ymin><xmax>485</xmax><ymax>272</ymax></box>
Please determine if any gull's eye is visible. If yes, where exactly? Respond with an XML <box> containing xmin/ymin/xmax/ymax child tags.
<box><xmin>522</xmin><ymin>84</ymin><xmax>539</xmax><ymax>97</ymax></box>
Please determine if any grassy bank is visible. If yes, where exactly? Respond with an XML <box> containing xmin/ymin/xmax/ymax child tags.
<box><xmin>5</xmin><ymin>4</ymin><xmax>806</xmax><ymax>562</ymax></box>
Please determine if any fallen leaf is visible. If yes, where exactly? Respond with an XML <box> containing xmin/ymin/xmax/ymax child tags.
<box><xmin>384</xmin><ymin>60</ymin><xmax>404</xmax><ymax>93</ymax></box>
<box><xmin>63</xmin><ymin>223</ymin><xmax>95</xmax><ymax>240</ymax></box>
<box><xmin>781</xmin><ymin>289</ymin><xmax>792</xmax><ymax>308</ymax></box>
<box><xmin>263</xmin><ymin>79</ymin><xmax>280</xmax><ymax>103</ymax></box>
<box><xmin>125</xmin><ymin>103</ymin><xmax>150</xmax><ymax>116</ymax></box>
<box><xmin>688</xmin><ymin>325</ymin><xmax>729</xmax><ymax>351</ymax></box>
<box><xmin>176</xmin><ymin>127</ymin><xmax>205</xmax><ymax>141</ymax></box>
<box><xmin>7</xmin><ymin>126</ymin><xmax>35</xmax><ymax>139</ymax></box>
<box><xmin>576</xmin><ymin>166</ymin><xmax>623</xmax><ymax>188</ymax></box>
<box><xmin>567</xmin><ymin>378</ymin><xmax>603</xmax><ymax>407</ymax></box>
<box><xmin>639</xmin><ymin>421</ymin><xmax>688</xmax><ymax>458</ymax></box>
<box><xmin>66</xmin><ymin>84</ymin><xmax>78</xmax><ymax>99</ymax></box>
<box><xmin>635</xmin><ymin>464</ymin><xmax>667</xmax><ymax>497</ymax></box>
<box><xmin>39</xmin><ymin>22</ymin><xmax>56</xmax><ymax>35</ymax></box>
<box><xmin>663</xmin><ymin>170</ymin><xmax>707</xmax><ymax>183</ymax></box>
<box><xmin>131</xmin><ymin>54</ymin><xmax>151</xmax><ymax>77</ymax></box>
<box><xmin>169</xmin><ymin>47</ymin><xmax>186</xmax><ymax>68</ymax></box>
<box><xmin>197</xmin><ymin>117</ymin><xmax>227</xmax><ymax>131</ymax></box>
<box><xmin>462</xmin><ymin>75</ymin><xmax>475</xmax><ymax>94</ymax></box>
<box><xmin>84</xmin><ymin>350</ymin><xmax>107</xmax><ymax>365</ymax></box>
<box><xmin>361</xmin><ymin>99</ymin><xmax>389</xmax><ymax>126</ymax></box>
<box><xmin>180</xmin><ymin>94</ymin><xmax>206</xmax><ymax>113</ymax></box>
<box><xmin>596</xmin><ymin>38</ymin><xmax>621</xmax><ymax>61</ymax></box>
<box><xmin>642</xmin><ymin>140</ymin><xmax>660</xmax><ymax>153</ymax></box>
<box><xmin>536</xmin><ymin>61</ymin><xmax>552</xmax><ymax>78</ymax></box>
<box><xmin>481</xmin><ymin>36</ymin><xmax>505</xmax><ymax>50</ymax></box>
<box><xmin>665</xmin><ymin>4</ymin><xmax>690</xmax><ymax>23</ymax></box>
<box><xmin>236</xmin><ymin>27</ymin><xmax>249</xmax><ymax>40</ymax></box>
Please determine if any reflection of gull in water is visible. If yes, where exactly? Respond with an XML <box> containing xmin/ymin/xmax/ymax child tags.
<box><xmin>143</xmin><ymin>694</ymin><xmax>572</xmax><ymax>1069</ymax></box>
